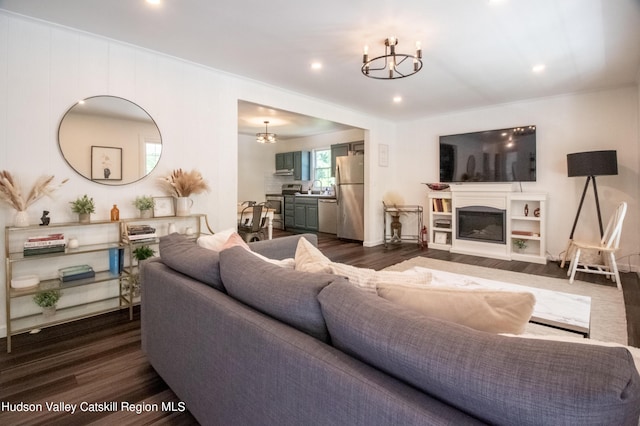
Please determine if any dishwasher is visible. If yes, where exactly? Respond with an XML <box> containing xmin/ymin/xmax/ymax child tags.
<box><xmin>318</xmin><ymin>199</ymin><xmax>338</xmax><ymax>234</ymax></box>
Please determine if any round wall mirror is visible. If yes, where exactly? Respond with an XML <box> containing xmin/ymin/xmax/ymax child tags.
<box><xmin>58</xmin><ymin>95</ymin><xmax>162</xmax><ymax>185</ymax></box>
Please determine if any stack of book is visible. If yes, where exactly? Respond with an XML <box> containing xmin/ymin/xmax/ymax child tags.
<box><xmin>23</xmin><ymin>233</ymin><xmax>66</xmax><ymax>256</ymax></box>
<box><xmin>123</xmin><ymin>224</ymin><xmax>157</xmax><ymax>243</ymax></box>
<box><xmin>58</xmin><ymin>265</ymin><xmax>96</xmax><ymax>282</ymax></box>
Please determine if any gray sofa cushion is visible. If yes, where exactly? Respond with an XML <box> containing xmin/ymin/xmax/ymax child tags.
<box><xmin>219</xmin><ymin>246</ymin><xmax>343</xmax><ymax>342</ymax></box>
<box><xmin>159</xmin><ymin>232</ymin><xmax>224</xmax><ymax>291</ymax></box>
<box><xmin>318</xmin><ymin>282</ymin><xmax>640</xmax><ymax>426</ymax></box>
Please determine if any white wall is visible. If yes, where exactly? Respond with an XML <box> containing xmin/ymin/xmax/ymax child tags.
<box><xmin>397</xmin><ymin>87</ymin><xmax>640</xmax><ymax>267</ymax></box>
<box><xmin>0</xmin><ymin>12</ymin><xmax>395</xmax><ymax>336</ymax></box>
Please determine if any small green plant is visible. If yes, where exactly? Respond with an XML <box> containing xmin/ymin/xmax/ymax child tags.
<box><xmin>133</xmin><ymin>195</ymin><xmax>154</xmax><ymax>211</ymax></box>
<box><xmin>513</xmin><ymin>239</ymin><xmax>527</xmax><ymax>250</ymax></box>
<box><xmin>33</xmin><ymin>289</ymin><xmax>61</xmax><ymax>308</ymax></box>
<box><xmin>70</xmin><ymin>194</ymin><xmax>96</xmax><ymax>214</ymax></box>
<box><xmin>133</xmin><ymin>245</ymin><xmax>155</xmax><ymax>261</ymax></box>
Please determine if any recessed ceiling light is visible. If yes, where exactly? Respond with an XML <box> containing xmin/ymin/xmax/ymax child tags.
<box><xmin>393</xmin><ymin>96</ymin><xmax>402</xmax><ymax>103</ymax></box>
<box><xmin>532</xmin><ymin>64</ymin><xmax>546</xmax><ymax>73</ymax></box>
<box><xmin>310</xmin><ymin>62</ymin><xmax>322</xmax><ymax>70</ymax></box>
<box><xmin>146</xmin><ymin>0</ymin><xmax>161</xmax><ymax>5</ymax></box>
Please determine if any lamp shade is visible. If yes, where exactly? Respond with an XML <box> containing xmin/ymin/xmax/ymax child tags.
<box><xmin>567</xmin><ymin>150</ymin><xmax>618</xmax><ymax>177</ymax></box>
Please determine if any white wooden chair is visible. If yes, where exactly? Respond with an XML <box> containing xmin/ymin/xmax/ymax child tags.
<box><xmin>567</xmin><ymin>202</ymin><xmax>627</xmax><ymax>289</ymax></box>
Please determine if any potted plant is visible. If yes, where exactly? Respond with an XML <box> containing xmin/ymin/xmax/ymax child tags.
<box><xmin>134</xmin><ymin>195</ymin><xmax>155</xmax><ymax>218</ymax></box>
<box><xmin>70</xmin><ymin>194</ymin><xmax>95</xmax><ymax>223</ymax></box>
<box><xmin>125</xmin><ymin>245</ymin><xmax>156</xmax><ymax>297</ymax></box>
<box><xmin>513</xmin><ymin>239</ymin><xmax>527</xmax><ymax>253</ymax></box>
<box><xmin>33</xmin><ymin>289</ymin><xmax>61</xmax><ymax>317</ymax></box>
<box><xmin>133</xmin><ymin>245</ymin><xmax>155</xmax><ymax>262</ymax></box>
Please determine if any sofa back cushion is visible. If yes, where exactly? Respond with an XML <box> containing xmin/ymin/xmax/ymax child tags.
<box><xmin>318</xmin><ymin>282</ymin><xmax>640</xmax><ymax>426</ymax></box>
<box><xmin>219</xmin><ymin>246</ymin><xmax>343</xmax><ymax>342</ymax></box>
<box><xmin>160</xmin><ymin>233</ymin><xmax>224</xmax><ymax>291</ymax></box>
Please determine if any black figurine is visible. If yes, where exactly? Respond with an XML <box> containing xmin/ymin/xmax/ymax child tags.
<box><xmin>40</xmin><ymin>210</ymin><xmax>50</xmax><ymax>226</ymax></box>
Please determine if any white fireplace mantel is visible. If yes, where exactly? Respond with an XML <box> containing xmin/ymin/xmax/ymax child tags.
<box><xmin>427</xmin><ymin>189</ymin><xmax>548</xmax><ymax>264</ymax></box>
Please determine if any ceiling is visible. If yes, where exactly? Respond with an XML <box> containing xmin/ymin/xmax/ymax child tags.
<box><xmin>2</xmin><ymin>0</ymin><xmax>640</xmax><ymax>136</ymax></box>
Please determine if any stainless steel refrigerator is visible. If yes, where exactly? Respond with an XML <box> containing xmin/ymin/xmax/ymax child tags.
<box><xmin>336</xmin><ymin>155</ymin><xmax>364</xmax><ymax>241</ymax></box>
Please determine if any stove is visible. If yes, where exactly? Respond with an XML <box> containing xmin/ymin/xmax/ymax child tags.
<box><xmin>264</xmin><ymin>184</ymin><xmax>302</xmax><ymax>230</ymax></box>
<box><xmin>281</xmin><ymin>183</ymin><xmax>303</xmax><ymax>195</ymax></box>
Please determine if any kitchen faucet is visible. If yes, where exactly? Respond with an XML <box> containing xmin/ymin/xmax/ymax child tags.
<box><xmin>311</xmin><ymin>180</ymin><xmax>322</xmax><ymax>190</ymax></box>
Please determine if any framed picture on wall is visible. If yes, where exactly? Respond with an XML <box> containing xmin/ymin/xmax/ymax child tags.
<box><xmin>91</xmin><ymin>146</ymin><xmax>122</xmax><ymax>181</ymax></box>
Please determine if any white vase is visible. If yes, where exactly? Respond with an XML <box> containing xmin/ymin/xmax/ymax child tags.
<box><xmin>168</xmin><ymin>223</ymin><xmax>177</xmax><ymax>234</ymax></box>
<box><xmin>14</xmin><ymin>210</ymin><xmax>29</xmax><ymax>227</ymax></box>
<box><xmin>42</xmin><ymin>305</ymin><xmax>56</xmax><ymax>318</ymax></box>
<box><xmin>175</xmin><ymin>197</ymin><xmax>193</xmax><ymax>217</ymax></box>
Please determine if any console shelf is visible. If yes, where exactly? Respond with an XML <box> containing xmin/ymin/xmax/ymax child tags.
<box><xmin>4</xmin><ymin>214</ymin><xmax>206</xmax><ymax>352</ymax></box>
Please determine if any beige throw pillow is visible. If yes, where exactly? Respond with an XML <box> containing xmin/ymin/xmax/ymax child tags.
<box><xmin>295</xmin><ymin>237</ymin><xmax>333</xmax><ymax>273</ymax></box>
<box><xmin>377</xmin><ymin>284</ymin><xmax>535</xmax><ymax>334</ymax></box>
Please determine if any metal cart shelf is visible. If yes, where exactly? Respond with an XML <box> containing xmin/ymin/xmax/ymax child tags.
<box><xmin>383</xmin><ymin>202</ymin><xmax>424</xmax><ymax>247</ymax></box>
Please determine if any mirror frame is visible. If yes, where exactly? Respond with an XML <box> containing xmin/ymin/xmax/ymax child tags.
<box><xmin>58</xmin><ymin>95</ymin><xmax>162</xmax><ymax>186</ymax></box>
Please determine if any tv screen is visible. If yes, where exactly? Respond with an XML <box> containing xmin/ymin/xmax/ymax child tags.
<box><xmin>439</xmin><ymin>126</ymin><xmax>536</xmax><ymax>183</ymax></box>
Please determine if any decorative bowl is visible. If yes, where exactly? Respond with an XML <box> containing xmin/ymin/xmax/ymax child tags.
<box><xmin>425</xmin><ymin>183</ymin><xmax>450</xmax><ymax>191</ymax></box>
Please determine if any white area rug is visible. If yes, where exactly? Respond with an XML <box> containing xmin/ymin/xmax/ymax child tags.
<box><xmin>384</xmin><ymin>257</ymin><xmax>628</xmax><ymax>345</ymax></box>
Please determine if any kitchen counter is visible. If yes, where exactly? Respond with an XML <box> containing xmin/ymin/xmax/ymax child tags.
<box><xmin>294</xmin><ymin>193</ymin><xmax>336</xmax><ymax>199</ymax></box>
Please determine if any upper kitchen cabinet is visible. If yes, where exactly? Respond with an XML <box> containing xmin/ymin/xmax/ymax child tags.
<box><xmin>275</xmin><ymin>151</ymin><xmax>310</xmax><ymax>180</ymax></box>
<box><xmin>330</xmin><ymin>141</ymin><xmax>364</xmax><ymax>176</ymax></box>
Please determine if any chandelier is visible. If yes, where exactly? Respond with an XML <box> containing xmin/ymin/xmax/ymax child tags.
<box><xmin>256</xmin><ymin>121</ymin><xmax>277</xmax><ymax>144</ymax></box>
<box><xmin>362</xmin><ymin>37</ymin><xmax>422</xmax><ymax>80</ymax></box>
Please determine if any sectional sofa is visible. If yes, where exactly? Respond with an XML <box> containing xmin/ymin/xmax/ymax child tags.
<box><xmin>141</xmin><ymin>233</ymin><xmax>640</xmax><ymax>425</ymax></box>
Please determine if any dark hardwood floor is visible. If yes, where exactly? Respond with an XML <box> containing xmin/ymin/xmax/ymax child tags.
<box><xmin>1</xmin><ymin>231</ymin><xmax>638</xmax><ymax>425</ymax></box>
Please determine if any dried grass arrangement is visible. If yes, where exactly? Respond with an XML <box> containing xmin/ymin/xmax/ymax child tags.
<box><xmin>0</xmin><ymin>170</ymin><xmax>68</xmax><ymax>211</ymax></box>
<box><xmin>158</xmin><ymin>169</ymin><xmax>210</xmax><ymax>198</ymax></box>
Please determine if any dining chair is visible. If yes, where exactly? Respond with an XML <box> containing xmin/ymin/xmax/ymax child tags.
<box><xmin>238</xmin><ymin>203</ymin><xmax>267</xmax><ymax>243</ymax></box>
<box><xmin>566</xmin><ymin>201</ymin><xmax>627</xmax><ymax>289</ymax></box>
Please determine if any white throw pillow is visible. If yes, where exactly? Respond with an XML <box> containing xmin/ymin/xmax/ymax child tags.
<box><xmin>294</xmin><ymin>237</ymin><xmax>431</xmax><ymax>293</ymax></box>
<box><xmin>329</xmin><ymin>263</ymin><xmax>432</xmax><ymax>293</ymax></box>
<box><xmin>377</xmin><ymin>283</ymin><xmax>535</xmax><ymax>334</ymax></box>
<box><xmin>197</xmin><ymin>228</ymin><xmax>237</xmax><ymax>251</ymax></box>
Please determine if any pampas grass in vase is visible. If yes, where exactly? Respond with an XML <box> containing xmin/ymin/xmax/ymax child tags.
<box><xmin>0</xmin><ymin>171</ymin><xmax>68</xmax><ymax>227</ymax></box>
<box><xmin>158</xmin><ymin>169</ymin><xmax>210</xmax><ymax>216</ymax></box>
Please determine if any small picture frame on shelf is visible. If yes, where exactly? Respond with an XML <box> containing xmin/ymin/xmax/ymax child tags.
<box><xmin>434</xmin><ymin>232</ymin><xmax>448</xmax><ymax>244</ymax></box>
<box><xmin>153</xmin><ymin>196</ymin><xmax>175</xmax><ymax>217</ymax></box>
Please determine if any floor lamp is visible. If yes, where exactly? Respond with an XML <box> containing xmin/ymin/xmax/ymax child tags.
<box><xmin>561</xmin><ymin>150</ymin><xmax>618</xmax><ymax>267</ymax></box>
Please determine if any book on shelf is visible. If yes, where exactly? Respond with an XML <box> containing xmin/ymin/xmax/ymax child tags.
<box><xmin>23</xmin><ymin>245</ymin><xmax>66</xmax><ymax>256</ymax></box>
<box><xmin>512</xmin><ymin>230</ymin><xmax>534</xmax><ymax>236</ymax></box>
<box><xmin>60</xmin><ymin>269</ymin><xmax>96</xmax><ymax>282</ymax></box>
<box><xmin>431</xmin><ymin>198</ymin><xmax>451</xmax><ymax>213</ymax></box>
<box><xmin>24</xmin><ymin>233</ymin><xmax>66</xmax><ymax>248</ymax></box>
<box><xmin>58</xmin><ymin>264</ymin><xmax>92</xmax><ymax>276</ymax></box>
<box><xmin>59</xmin><ymin>264</ymin><xmax>95</xmax><ymax>282</ymax></box>
<box><xmin>123</xmin><ymin>233</ymin><xmax>157</xmax><ymax>241</ymax></box>
<box><xmin>126</xmin><ymin>225</ymin><xmax>156</xmax><ymax>235</ymax></box>
<box><xmin>123</xmin><ymin>224</ymin><xmax>157</xmax><ymax>242</ymax></box>
<box><xmin>26</xmin><ymin>233</ymin><xmax>64</xmax><ymax>242</ymax></box>
<box><xmin>434</xmin><ymin>219</ymin><xmax>451</xmax><ymax>228</ymax></box>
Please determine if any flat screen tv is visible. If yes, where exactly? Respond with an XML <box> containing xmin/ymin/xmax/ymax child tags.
<box><xmin>439</xmin><ymin>126</ymin><xmax>536</xmax><ymax>183</ymax></box>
